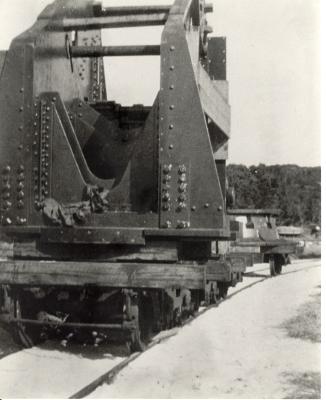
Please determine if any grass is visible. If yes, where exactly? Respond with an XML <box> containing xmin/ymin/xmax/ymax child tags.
<box><xmin>281</xmin><ymin>287</ymin><xmax>321</xmax><ymax>398</ymax></box>
<box><xmin>281</xmin><ymin>291</ymin><xmax>321</xmax><ymax>342</ymax></box>
<box><xmin>284</xmin><ymin>371</ymin><xmax>321</xmax><ymax>399</ymax></box>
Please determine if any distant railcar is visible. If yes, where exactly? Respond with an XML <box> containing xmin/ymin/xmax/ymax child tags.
<box><xmin>225</xmin><ymin>209</ymin><xmax>297</xmax><ymax>276</ymax></box>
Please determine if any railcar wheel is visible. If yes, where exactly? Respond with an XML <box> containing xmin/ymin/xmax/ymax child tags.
<box><xmin>130</xmin><ymin>324</ymin><xmax>146</xmax><ymax>353</ymax></box>
<box><xmin>218</xmin><ymin>282</ymin><xmax>229</xmax><ymax>299</ymax></box>
<box><xmin>269</xmin><ymin>256</ymin><xmax>276</xmax><ymax>277</ymax></box>
<box><xmin>125</xmin><ymin>291</ymin><xmax>153</xmax><ymax>353</ymax></box>
<box><xmin>10</xmin><ymin>292</ymin><xmax>43</xmax><ymax>348</ymax></box>
<box><xmin>274</xmin><ymin>255</ymin><xmax>283</xmax><ymax>275</ymax></box>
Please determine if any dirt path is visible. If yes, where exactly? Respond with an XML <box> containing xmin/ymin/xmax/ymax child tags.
<box><xmin>90</xmin><ymin>259</ymin><xmax>321</xmax><ymax>398</ymax></box>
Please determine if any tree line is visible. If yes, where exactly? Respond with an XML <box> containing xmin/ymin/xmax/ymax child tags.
<box><xmin>226</xmin><ymin>164</ymin><xmax>321</xmax><ymax>226</ymax></box>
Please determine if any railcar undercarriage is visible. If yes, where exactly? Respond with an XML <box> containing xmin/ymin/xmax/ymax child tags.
<box><xmin>1</xmin><ymin>259</ymin><xmax>237</xmax><ymax>350</ymax></box>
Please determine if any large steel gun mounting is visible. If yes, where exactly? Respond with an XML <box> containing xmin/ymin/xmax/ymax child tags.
<box><xmin>0</xmin><ymin>0</ymin><xmax>230</xmax><ymax>244</ymax></box>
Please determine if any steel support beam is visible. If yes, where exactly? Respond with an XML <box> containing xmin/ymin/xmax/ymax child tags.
<box><xmin>49</xmin><ymin>14</ymin><xmax>169</xmax><ymax>31</ymax></box>
<box><xmin>71</xmin><ymin>45</ymin><xmax>161</xmax><ymax>58</ymax></box>
<box><xmin>95</xmin><ymin>4</ymin><xmax>213</xmax><ymax>16</ymax></box>
<box><xmin>198</xmin><ymin>65</ymin><xmax>230</xmax><ymax>137</ymax></box>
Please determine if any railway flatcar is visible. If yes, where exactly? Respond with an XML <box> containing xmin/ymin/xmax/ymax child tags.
<box><xmin>0</xmin><ymin>0</ymin><xmax>245</xmax><ymax>351</ymax></box>
<box><xmin>226</xmin><ymin>209</ymin><xmax>297</xmax><ymax>276</ymax></box>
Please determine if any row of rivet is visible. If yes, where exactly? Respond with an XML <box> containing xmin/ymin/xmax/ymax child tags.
<box><xmin>1</xmin><ymin>165</ymin><xmax>26</xmax><ymax>225</ymax></box>
<box><xmin>39</xmin><ymin>101</ymin><xmax>51</xmax><ymax>200</ymax></box>
<box><xmin>12</xmin><ymin>87</ymin><xmax>26</xmax><ymax>220</ymax></box>
<box><xmin>1</xmin><ymin>166</ymin><xmax>12</xmax><ymax>214</ymax></box>
<box><xmin>161</xmin><ymin>164</ymin><xmax>172</xmax><ymax>212</ymax></box>
<box><xmin>32</xmin><ymin>98</ymin><xmax>41</xmax><ymax>205</ymax></box>
<box><xmin>167</xmin><ymin>44</ymin><xmax>176</xmax><ymax>151</ymax></box>
<box><xmin>161</xmin><ymin>164</ymin><xmax>190</xmax><ymax>229</ymax></box>
<box><xmin>78</xmin><ymin>37</ymin><xmax>90</xmax><ymax>80</ymax></box>
<box><xmin>176</xmin><ymin>164</ymin><xmax>187</xmax><ymax>213</ymax></box>
<box><xmin>17</xmin><ymin>86</ymin><xmax>25</xmax><ymax>152</ymax></box>
<box><xmin>160</xmin><ymin>43</ymin><xmax>176</xmax><ymax>229</ymax></box>
<box><xmin>14</xmin><ymin>86</ymin><xmax>26</xmax><ymax>223</ymax></box>
<box><xmin>33</xmin><ymin>99</ymin><xmax>53</xmax><ymax>206</ymax></box>
<box><xmin>91</xmin><ymin>58</ymin><xmax>101</xmax><ymax>101</ymax></box>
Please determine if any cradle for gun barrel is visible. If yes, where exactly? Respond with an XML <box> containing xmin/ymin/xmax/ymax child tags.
<box><xmin>0</xmin><ymin>0</ymin><xmax>244</xmax><ymax>350</ymax></box>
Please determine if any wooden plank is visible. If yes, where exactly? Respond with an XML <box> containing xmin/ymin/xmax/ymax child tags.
<box><xmin>13</xmin><ymin>240</ymin><xmax>178</xmax><ymax>262</ymax></box>
<box><xmin>0</xmin><ymin>261</ymin><xmax>203</xmax><ymax>288</ymax></box>
<box><xmin>0</xmin><ymin>259</ymin><xmax>235</xmax><ymax>289</ymax></box>
<box><xmin>262</xmin><ymin>245</ymin><xmax>297</xmax><ymax>255</ymax></box>
<box><xmin>144</xmin><ymin>228</ymin><xmax>230</xmax><ymax>239</ymax></box>
<box><xmin>229</xmin><ymin>245</ymin><xmax>261</xmax><ymax>254</ymax></box>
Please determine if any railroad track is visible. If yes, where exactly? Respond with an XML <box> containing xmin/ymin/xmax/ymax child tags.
<box><xmin>0</xmin><ymin>260</ymin><xmax>320</xmax><ymax>399</ymax></box>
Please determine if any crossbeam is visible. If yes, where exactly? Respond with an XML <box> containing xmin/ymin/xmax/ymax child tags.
<box><xmin>49</xmin><ymin>14</ymin><xmax>169</xmax><ymax>31</ymax></box>
<box><xmin>95</xmin><ymin>4</ymin><xmax>213</xmax><ymax>16</ymax></box>
<box><xmin>71</xmin><ymin>45</ymin><xmax>161</xmax><ymax>58</ymax></box>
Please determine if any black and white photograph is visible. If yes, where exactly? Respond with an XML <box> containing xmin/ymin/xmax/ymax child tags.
<box><xmin>0</xmin><ymin>0</ymin><xmax>322</xmax><ymax>398</ymax></box>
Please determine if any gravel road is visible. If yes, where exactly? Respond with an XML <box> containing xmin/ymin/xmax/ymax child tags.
<box><xmin>0</xmin><ymin>259</ymin><xmax>321</xmax><ymax>398</ymax></box>
<box><xmin>90</xmin><ymin>259</ymin><xmax>321</xmax><ymax>399</ymax></box>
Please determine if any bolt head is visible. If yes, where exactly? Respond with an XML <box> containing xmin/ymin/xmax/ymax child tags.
<box><xmin>162</xmin><ymin>192</ymin><xmax>170</xmax><ymax>202</ymax></box>
<box><xmin>178</xmin><ymin>183</ymin><xmax>187</xmax><ymax>193</ymax></box>
<box><xmin>163</xmin><ymin>164</ymin><xmax>172</xmax><ymax>174</ymax></box>
<box><xmin>178</xmin><ymin>173</ymin><xmax>186</xmax><ymax>183</ymax></box>
<box><xmin>178</xmin><ymin>165</ymin><xmax>187</xmax><ymax>174</ymax></box>
<box><xmin>4</xmin><ymin>200</ymin><xmax>12</xmax><ymax>209</ymax></box>
<box><xmin>163</xmin><ymin>175</ymin><xmax>171</xmax><ymax>183</ymax></box>
<box><xmin>164</xmin><ymin>220</ymin><xmax>172</xmax><ymax>229</ymax></box>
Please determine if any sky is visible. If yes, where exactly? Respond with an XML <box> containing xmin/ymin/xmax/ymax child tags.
<box><xmin>0</xmin><ymin>0</ymin><xmax>321</xmax><ymax>167</ymax></box>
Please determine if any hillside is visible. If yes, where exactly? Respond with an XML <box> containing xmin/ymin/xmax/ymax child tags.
<box><xmin>226</xmin><ymin>164</ymin><xmax>321</xmax><ymax>226</ymax></box>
